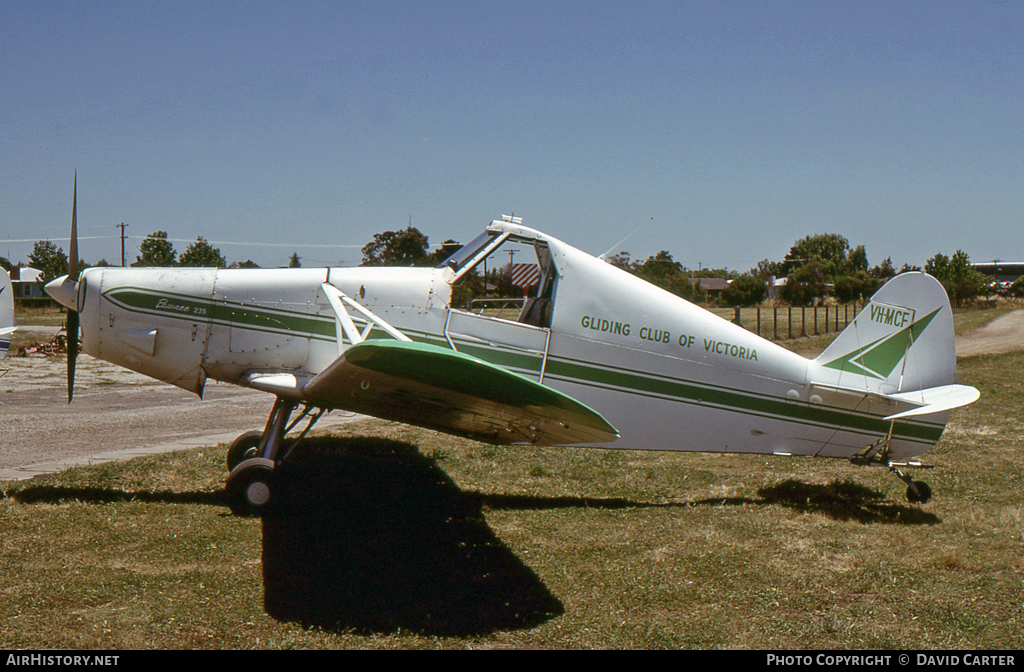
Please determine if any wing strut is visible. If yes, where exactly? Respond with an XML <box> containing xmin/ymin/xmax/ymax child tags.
<box><xmin>320</xmin><ymin>283</ymin><xmax>412</xmax><ymax>352</ymax></box>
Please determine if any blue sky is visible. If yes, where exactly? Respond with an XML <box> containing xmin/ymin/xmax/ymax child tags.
<box><xmin>2</xmin><ymin>0</ymin><xmax>1021</xmax><ymax>270</ymax></box>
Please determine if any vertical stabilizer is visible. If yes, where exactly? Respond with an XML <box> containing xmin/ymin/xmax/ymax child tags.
<box><xmin>0</xmin><ymin>269</ymin><xmax>15</xmax><ymax>359</ymax></box>
<box><xmin>814</xmin><ymin>272</ymin><xmax>957</xmax><ymax>395</ymax></box>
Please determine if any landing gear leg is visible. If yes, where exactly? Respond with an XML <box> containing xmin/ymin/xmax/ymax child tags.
<box><xmin>225</xmin><ymin>397</ymin><xmax>298</xmax><ymax>516</ymax></box>
<box><xmin>225</xmin><ymin>398</ymin><xmax>328</xmax><ymax>515</ymax></box>
<box><xmin>851</xmin><ymin>429</ymin><xmax>934</xmax><ymax>505</ymax></box>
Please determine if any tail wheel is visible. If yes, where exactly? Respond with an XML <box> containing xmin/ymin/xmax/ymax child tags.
<box><xmin>888</xmin><ymin>464</ymin><xmax>934</xmax><ymax>505</ymax></box>
<box><xmin>906</xmin><ymin>480</ymin><xmax>932</xmax><ymax>504</ymax></box>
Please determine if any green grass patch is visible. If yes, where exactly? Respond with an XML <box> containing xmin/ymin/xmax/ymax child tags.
<box><xmin>14</xmin><ymin>303</ymin><xmax>67</xmax><ymax>327</ymax></box>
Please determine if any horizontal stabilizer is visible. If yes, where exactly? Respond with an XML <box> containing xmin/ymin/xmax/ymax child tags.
<box><xmin>808</xmin><ymin>379</ymin><xmax>980</xmax><ymax>421</ymax></box>
<box><xmin>302</xmin><ymin>339</ymin><xmax>619</xmax><ymax>445</ymax></box>
<box><xmin>883</xmin><ymin>384</ymin><xmax>981</xmax><ymax>420</ymax></box>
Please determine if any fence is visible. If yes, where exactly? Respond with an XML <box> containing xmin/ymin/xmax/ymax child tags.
<box><xmin>735</xmin><ymin>297</ymin><xmax>1004</xmax><ymax>338</ymax></box>
<box><xmin>711</xmin><ymin>303</ymin><xmax>865</xmax><ymax>341</ymax></box>
<box><xmin>952</xmin><ymin>298</ymin><xmax>998</xmax><ymax>314</ymax></box>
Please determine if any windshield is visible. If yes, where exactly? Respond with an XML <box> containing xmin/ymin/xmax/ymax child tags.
<box><xmin>436</xmin><ymin>231</ymin><xmax>499</xmax><ymax>271</ymax></box>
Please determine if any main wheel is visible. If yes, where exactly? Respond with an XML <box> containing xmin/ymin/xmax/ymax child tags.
<box><xmin>227</xmin><ymin>458</ymin><xmax>276</xmax><ymax>516</ymax></box>
<box><xmin>226</xmin><ymin>430</ymin><xmax>263</xmax><ymax>471</ymax></box>
<box><xmin>906</xmin><ymin>480</ymin><xmax>932</xmax><ymax>504</ymax></box>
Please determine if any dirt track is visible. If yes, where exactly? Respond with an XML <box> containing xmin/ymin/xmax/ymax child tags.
<box><xmin>1</xmin><ymin>312</ymin><xmax>1020</xmax><ymax>481</ymax></box>
<box><xmin>955</xmin><ymin>310</ymin><xmax>1024</xmax><ymax>358</ymax></box>
<box><xmin>0</xmin><ymin>328</ymin><xmax>363</xmax><ymax>479</ymax></box>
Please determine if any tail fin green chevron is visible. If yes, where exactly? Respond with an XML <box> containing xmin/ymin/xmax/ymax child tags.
<box><xmin>823</xmin><ymin>308</ymin><xmax>940</xmax><ymax>379</ymax></box>
<box><xmin>813</xmin><ymin>272</ymin><xmax>958</xmax><ymax>394</ymax></box>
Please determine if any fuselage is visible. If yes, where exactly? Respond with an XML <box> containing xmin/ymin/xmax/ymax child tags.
<box><xmin>60</xmin><ymin>222</ymin><xmax>951</xmax><ymax>462</ymax></box>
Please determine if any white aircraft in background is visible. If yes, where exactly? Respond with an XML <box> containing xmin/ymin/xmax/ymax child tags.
<box><xmin>46</xmin><ymin>188</ymin><xmax>978</xmax><ymax>514</ymax></box>
<box><xmin>0</xmin><ymin>269</ymin><xmax>15</xmax><ymax>359</ymax></box>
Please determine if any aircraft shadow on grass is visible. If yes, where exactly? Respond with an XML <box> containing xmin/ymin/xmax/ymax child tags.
<box><xmin>6</xmin><ymin>437</ymin><xmax>937</xmax><ymax>635</ymax></box>
<box><xmin>3</xmin><ymin>437</ymin><xmax>565</xmax><ymax>637</ymax></box>
<box><xmin>468</xmin><ymin>477</ymin><xmax>939</xmax><ymax>525</ymax></box>
<box><xmin>259</xmin><ymin>436</ymin><xmax>564</xmax><ymax>636</ymax></box>
<box><xmin>690</xmin><ymin>479</ymin><xmax>940</xmax><ymax>526</ymax></box>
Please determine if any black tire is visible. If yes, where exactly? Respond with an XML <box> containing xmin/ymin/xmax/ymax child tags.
<box><xmin>906</xmin><ymin>480</ymin><xmax>932</xmax><ymax>504</ymax></box>
<box><xmin>226</xmin><ymin>430</ymin><xmax>263</xmax><ymax>472</ymax></box>
<box><xmin>227</xmin><ymin>458</ymin><xmax>276</xmax><ymax>516</ymax></box>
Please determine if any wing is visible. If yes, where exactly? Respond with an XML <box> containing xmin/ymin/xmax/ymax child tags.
<box><xmin>298</xmin><ymin>339</ymin><xmax>619</xmax><ymax>445</ymax></box>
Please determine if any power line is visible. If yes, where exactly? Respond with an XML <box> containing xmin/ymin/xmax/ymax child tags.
<box><xmin>125</xmin><ymin>236</ymin><xmax>364</xmax><ymax>249</ymax></box>
<box><xmin>3</xmin><ymin>236</ymin><xmax>115</xmax><ymax>243</ymax></box>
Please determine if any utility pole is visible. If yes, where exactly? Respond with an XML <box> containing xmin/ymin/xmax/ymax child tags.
<box><xmin>117</xmin><ymin>222</ymin><xmax>128</xmax><ymax>266</ymax></box>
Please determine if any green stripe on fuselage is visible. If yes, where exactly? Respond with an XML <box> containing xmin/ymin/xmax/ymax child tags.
<box><xmin>102</xmin><ymin>287</ymin><xmax>337</xmax><ymax>340</ymax></box>
<box><xmin>541</xmin><ymin>356</ymin><xmax>942</xmax><ymax>444</ymax></box>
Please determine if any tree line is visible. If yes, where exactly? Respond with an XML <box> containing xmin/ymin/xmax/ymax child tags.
<box><xmin>4</xmin><ymin>232</ymin><xmax>306</xmax><ymax>287</ymax></box>
<box><xmin>605</xmin><ymin>232</ymin><xmax>1001</xmax><ymax>308</ymax></box>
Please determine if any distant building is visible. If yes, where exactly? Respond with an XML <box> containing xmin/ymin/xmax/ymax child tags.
<box><xmin>9</xmin><ymin>267</ymin><xmax>44</xmax><ymax>299</ymax></box>
<box><xmin>972</xmin><ymin>261</ymin><xmax>1024</xmax><ymax>283</ymax></box>
<box><xmin>766</xmin><ymin>276</ymin><xmax>787</xmax><ymax>299</ymax></box>
<box><xmin>690</xmin><ymin>277</ymin><xmax>730</xmax><ymax>299</ymax></box>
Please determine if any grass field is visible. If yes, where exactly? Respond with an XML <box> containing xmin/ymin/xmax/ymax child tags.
<box><xmin>13</xmin><ymin>303</ymin><xmax>67</xmax><ymax>328</ymax></box>
<box><xmin>0</xmin><ymin>315</ymin><xmax>1021</xmax><ymax>649</ymax></box>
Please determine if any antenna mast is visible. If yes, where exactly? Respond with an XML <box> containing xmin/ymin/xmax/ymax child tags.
<box><xmin>598</xmin><ymin>217</ymin><xmax>653</xmax><ymax>261</ymax></box>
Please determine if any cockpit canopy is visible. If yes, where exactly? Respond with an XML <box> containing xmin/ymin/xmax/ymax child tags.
<box><xmin>437</xmin><ymin>217</ymin><xmax>559</xmax><ymax>327</ymax></box>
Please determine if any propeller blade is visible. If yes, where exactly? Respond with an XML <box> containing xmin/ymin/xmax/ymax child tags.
<box><xmin>69</xmin><ymin>172</ymin><xmax>79</xmax><ymax>281</ymax></box>
<box><xmin>67</xmin><ymin>308</ymin><xmax>78</xmax><ymax>403</ymax></box>
<box><xmin>67</xmin><ymin>173</ymin><xmax>79</xmax><ymax>402</ymax></box>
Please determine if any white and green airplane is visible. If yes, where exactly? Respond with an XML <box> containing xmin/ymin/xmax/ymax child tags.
<box><xmin>46</xmin><ymin>195</ymin><xmax>978</xmax><ymax>514</ymax></box>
